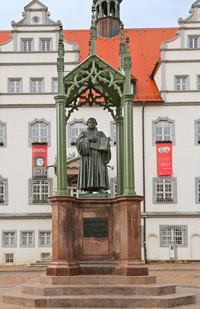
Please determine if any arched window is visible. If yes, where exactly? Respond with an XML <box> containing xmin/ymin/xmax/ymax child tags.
<box><xmin>68</xmin><ymin>119</ymin><xmax>87</xmax><ymax>146</ymax></box>
<box><xmin>28</xmin><ymin>119</ymin><xmax>51</xmax><ymax>147</ymax></box>
<box><xmin>0</xmin><ymin>175</ymin><xmax>8</xmax><ymax>205</ymax></box>
<box><xmin>110</xmin><ymin>1</ymin><xmax>115</xmax><ymax>16</ymax></box>
<box><xmin>152</xmin><ymin>117</ymin><xmax>175</xmax><ymax>146</ymax></box>
<box><xmin>102</xmin><ymin>1</ymin><xmax>107</xmax><ymax>17</ymax></box>
<box><xmin>160</xmin><ymin>225</ymin><xmax>187</xmax><ymax>247</ymax></box>
<box><xmin>0</xmin><ymin>121</ymin><xmax>7</xmax><ymax>148</ymax></box>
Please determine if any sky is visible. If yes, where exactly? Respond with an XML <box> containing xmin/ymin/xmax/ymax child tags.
<box><xmin>0</xmin><ymin>0</ymin><xmax>196</xmax><ymax>30</ymax></box>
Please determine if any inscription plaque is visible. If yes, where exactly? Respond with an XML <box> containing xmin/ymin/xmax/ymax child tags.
<box><xmin>84</xmin><ymin>217</ymin><xmax>108</xmax><ymax>237</ymax></box>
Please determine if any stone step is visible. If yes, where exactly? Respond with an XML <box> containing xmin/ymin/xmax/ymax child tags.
<box><xmin>3</xmin><ymin>290</ymin><xmax>196</xmax><ymax>308</ymax></box>
<box><xmin>21</xmin><ymin>282</ymin><xmax>176</xmax><ymax>296</ymax></box>
<box><xmin>40</xmin><ymin>275</ymin><xmax>156</xmax><ymax>285</ymax></box>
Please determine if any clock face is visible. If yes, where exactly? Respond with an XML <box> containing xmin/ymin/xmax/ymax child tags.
<box><xmin>32</xmin><ymin>16</ymin><xmax>40</xmax><ymax>24</ymax></box>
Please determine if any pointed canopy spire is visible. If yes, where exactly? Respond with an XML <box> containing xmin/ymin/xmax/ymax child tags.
<box><xmin>119</xmin><ymin>23</ymin><xmax>125</xmax><ymax>72</ymax></box>
<box><xmin>89</xmin><ymin>4</ymin><xmax>97</xmax><ymax>55</ymax></box>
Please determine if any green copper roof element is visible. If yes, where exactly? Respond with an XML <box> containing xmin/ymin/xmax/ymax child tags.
<box><xmin>119</xmin><ymin>23</ymin><xmax>125</xmax><ymax>73</ymax></box>
<box><xmin>89</xmin><ymin>5</ymin><xmax>97</xmax><ymax>55</ymax></box>
<box><xmin>63</xmin><ymin>55</ymin><xmax>125</xmax><ymax>120</ymax></box>
<box><xmin>124</xmin><ymin>35</ymin><xmax>132</xmax><ymax>94</ymax></box>
<box><xmin>57</xmin><ymin>24</ymin><xmax>64</xmax><ymax>73</ymax></box>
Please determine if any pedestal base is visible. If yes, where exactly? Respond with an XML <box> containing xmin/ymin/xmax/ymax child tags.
<box><xmin>115</xmin><ymin>261</ymin><xmax>148</xmax><ymax>276</ymax></box>
<box><xmin>48</xmin><ymin>195</ymin><xmax>146</xmax><ymax>276</ymax></box>
<box><xmin>46</xmin><ymin>261</ymin><xmax>80</xmax><ymax>276</ymax></box>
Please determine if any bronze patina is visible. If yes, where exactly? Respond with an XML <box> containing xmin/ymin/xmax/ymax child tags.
<box><xmin>76</xmin><ymin>117</ymin><xmax>111</xmax><ymax>193</ymax></box>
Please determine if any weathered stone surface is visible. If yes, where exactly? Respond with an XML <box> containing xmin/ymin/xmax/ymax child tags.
<box><xmin>3</xmin><ymin>276</ymin><xmax>196</xmax><ymax>308</ymax></box>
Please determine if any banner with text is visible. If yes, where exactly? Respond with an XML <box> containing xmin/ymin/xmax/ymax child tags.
<box><xmin>32</xmin><ymin>144</ymin><xmax>47</xmax><ymax>179</ymax></box>
<box><xmin>157</xmin><ymin>142</ymin><xmax>173</xmax><ymax>176</ymax></box>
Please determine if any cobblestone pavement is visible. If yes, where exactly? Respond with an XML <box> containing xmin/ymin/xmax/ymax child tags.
<box><xmin>0</xmin><ymin>263</ymin><xmax>200</xmax><ymax>308</ymax></box>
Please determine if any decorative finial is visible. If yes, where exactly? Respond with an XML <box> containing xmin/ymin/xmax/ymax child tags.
<box><xmin>119</xmin><ymin>23</ymin><xmax>125</xmax><ymax>72</ymax></box>
<box><xmin>57</xmin><ymin>23</ymin><xmax>64</xmax><ymax>72</ymax></box>
<box><xmin>89</xmin><ymin>4</ymin><xmax>97</xmax><ymax>55</ymax></box>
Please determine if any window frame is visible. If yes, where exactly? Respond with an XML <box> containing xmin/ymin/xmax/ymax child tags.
<box><xmin>152</xmin><ymin>117</ymin><xmax>175</xmax><ymax>146</ymax></box>
<box><xmin>30</xmin><ymin>78</ymin><xmax>44</xmax><ymax>93</ymax></box>
<box><xmin>8</xmin><ymin>78</ymin><xmax>22</xmax><ymax>93</ymax></box>
<box><xmin>0</xmin><ymin>121</ymin><xmax>7</xmax><ymax>148</ymax></box>
<box><xmin>52</xmin><ymin>78</ymin><xmax>58</xmax><ymax>93</ymax></box>
<box><xmin>160</xmin><ymin>225</ymin><xmax>188</xmax><ymax>248</ymax></box>
<box><xmin>28</xmin><ymin>118</ymin><xmax>51</xmax><ymax>147</ymax></box>
<box><xmin>38</xmin><ymin>230</ymin><xmax>52</xmax><ymax>247</ymax></box>
<box><xmin>153</xmin><ymin>176</ymin><xmax>177</xmax><ymax>204</ymax></box>
<box><xmin>175</xmin><ymin>75</ymin><xmax>189</xmax><ymax>91</ymax></box>
<box><xmin>195</xmin><ymin>177</ymin><xmax>200</xmax><ymax>204</ymax></box>
<box><xmin>28</xmin><ymin>178</ymin><xmax>53</xmax><ymax>205</ymax></box>
<box><xmin>20</xmin><ymin>231</ymin><xmax>35</xmax><ymax>248</ymax></box>
<box><xmin>5</xmin><ymin>253</ymin><xmax>14</xmax><ymax>264</ymax></box>
<box><xmin>40</xmin><ymin>38</ymin><xmax>52</xmax><ymax>51</ymax></box>
<box><xmin>22</xmin><ymin>39</ymin><xmax>33</xmax><ymax>52</ymax></box>
<box><xmin>188</xmin><ymin>36</ymin><xmax>199</xmax><ymax>49</ymax></box>
<box><xmin>0</xmin><ymin>175</ymin><xmax>8</xmax><ymax>205</ymax></box>
<box><xmin>194</xmin><ymin>119</ymin><xmax>200</xmax><ymax>145</ymax></box>
<box><xmin>2</xmin><ymin>231</ymin><xmax>17</xmax><ymax>248</ymax></box>
<box><xmin>68</xmin><ymin>118</ymin><xmax>87</xmax><ymax>147</ymax></box>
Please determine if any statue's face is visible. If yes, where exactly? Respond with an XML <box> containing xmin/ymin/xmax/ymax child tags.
<box><xmin>87</xmin><ymin>119</ymin><xmax>96</xmax><ymax>129</ymax></box>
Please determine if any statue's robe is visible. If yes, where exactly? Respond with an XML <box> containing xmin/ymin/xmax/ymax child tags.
<box><xmin>76</xmin><ymin>128</ymin><xmax>111</xmax><ymax>191</ymax></box>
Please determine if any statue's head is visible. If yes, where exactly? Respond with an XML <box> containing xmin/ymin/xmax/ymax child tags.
<box><xmin>87</xmin><ymin>117</ymin><xmax>97</xmax><ymax>127</ymax></box>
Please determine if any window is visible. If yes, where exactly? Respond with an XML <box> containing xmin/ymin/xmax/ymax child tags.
<box><xmin>0</xmin><ymin>175</ymin><xmax>8</xmax><ymax>205</ymax></box>
<box><xmin>8</xmin><ymin>79</ymin><xmax>22</xmax><ymax>93</ymax></box>
<box><xmin>40</xmin><ymin>39</ymin><xmax>51</xmax><ymax>51</ymax></box>
<box><xmin>39</xmin><ymin>231</ymin><xmax>52</xmax><ymax>247</ymax></box>
<box><xmin>0</xmin><ymin>121</ymin><xmax>7</xmax><ymax>147</ymax></box>
<box><xmin>195</xmin><ymin>119</ymin><xmax>200</xmax><ymax>145</ymax></box>
<box><xmin>68</xmin><ymin>119</ymin><xmax>87</xmax><ymax>146</ymax></box>
<box><xmin>175</xmin><ymin>76</ymin><xmax>188</xmax><ymax>91</ymax></box>
<box><xmin>152</xmin><ymin>117</ymin><xmax>175</xmax><ymax>145</ymax></box>
<box><xmin>20</xmin><ymin>231</ymin><xmax>35</xmax><ymax>247</ymax></box>
<box><xmin>32</xmin><ymin>16</ymin><xmax>40</xmax><ymax>24</ymax></box>
<box><xmin>41</xmin><ymin>252</ymin><xmax>51</xmax><ymax>260</ymax></box>
<box><xmin>5</xmin><ymin>253</ymin><xmax>14</xmax><ymax>264</ymax></box>
<box><xmin>189</xmin><ymin>36</ymin><xmax>198</xmax><ymax>49</ymax></box>
<box><xmin>195</xmin><ymin>177</ymin><xmax>200</xmax><ymax>203</ymax></box>
<box><xmin>28</xmin><ymin>179</ymin><xmax>53</xmax><ymax>204</ymax></box>
<box><xmin>153</xmin><ymin>176</ymin><xmax>177</xmax><ymax>204</ymax></box>
<box><xmin>22</xmin><ymin>39</ymin><xmax>32</xmax><ymax>52</ymax></box>
<box><xmin>28</xmin><ymin>119</ymin><xmax>51</xmax><ymax>147</ymax></box>
<box><xmin>2</xmin><ymin>231</ymin><xmax>17</xmax><ymax>248</ymax></box>
<box><xmin>160</xmin><ymin>225</ymin><xmax>188</xmax><ymax>247</ymax></box>
<box><xmin>110</xmin><ymin>121</ymin><xmax>116</xmax><ymax>146</ymax></box>
<box><xmin>31</xmin><ymin>79</ymin><xmax>43</xmax><ymax>93</ymax></box>
<box><xmin>52</xmin><ymin>78</ymin><xmax>58</xmax><ymax>93</ymax></box>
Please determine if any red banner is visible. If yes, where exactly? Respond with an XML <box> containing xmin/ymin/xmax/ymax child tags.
<box><xmin>32</xmin><ymin>144</ymin><xmax>47</xmax><ymax>179</ymax></box>
<box><xmin>157</xmin><ymin>142</ymin><xmax>173</xmax><ymax>176</ymax></box>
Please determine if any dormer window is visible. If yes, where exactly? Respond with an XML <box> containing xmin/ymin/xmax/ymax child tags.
<box><xmin>189</xmin><ymin>36</ymin><xmax>199</xmax><ymax>49</ymax></box>
<box><xmin>40</xmin><ymin>39</ymin><xmax>51</xmax><ymax>52</ymax></box>
<box><xmin>22</xmin><ymin>39</ymin><xmax>33</xmax><ymax>52</ymax></box>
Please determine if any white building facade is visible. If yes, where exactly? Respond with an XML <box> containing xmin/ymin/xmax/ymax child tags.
<box><xmin>0</xmin><ymin>0</ymin><xmax>200</xmax><ymax>264</ymax></box>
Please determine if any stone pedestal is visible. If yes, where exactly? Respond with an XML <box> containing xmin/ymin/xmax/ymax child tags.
<box><xmin>46</xmin><ymin>195</ymin><xmax>148</xmax><ymax>276</ymax></box>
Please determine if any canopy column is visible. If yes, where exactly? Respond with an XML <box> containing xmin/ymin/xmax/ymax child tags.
<box><xmin>55</xmin><ymin>95</ymin><xmax>68</xmax><ymax>196</ymax></box>
<box><xmin>122</xmin><ymin>94</ymin><xmax>136</xmax><ymax>196</ymax></box>
<box><xmin>115</xmin><ymin>116</ymin><xmax>124</xmax><ymax>196</ymax></box>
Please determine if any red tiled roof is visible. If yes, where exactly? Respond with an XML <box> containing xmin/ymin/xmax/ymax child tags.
<box><xmin>0</xmin><ymin>28</ymin><xmax>178</xmax><ymax>102</ymax></box>
<box><xmin>0</xmin><ymin>31</ymin><xmax>10</xmax><ymax>43</ymax></box>
<box><xmin>63</xmin><ymin>28</ymin><xmax>177</xmax><ymax>102</ymax></box>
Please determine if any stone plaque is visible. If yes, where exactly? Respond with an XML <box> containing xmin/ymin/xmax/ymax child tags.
<box><xmin>84</xmin><ymin>217</ymin><xmax>108</xmax><ymax>237</ymax></box>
